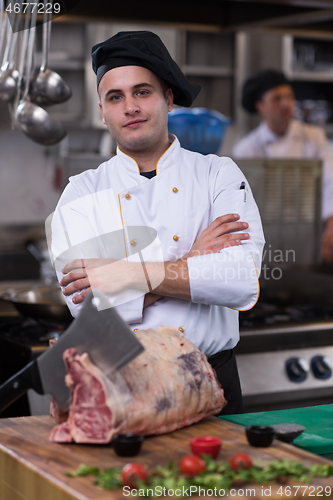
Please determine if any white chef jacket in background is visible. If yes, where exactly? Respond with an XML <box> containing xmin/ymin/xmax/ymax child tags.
<box><xmin>50</xmin><ymin>136</ymin><xmax>265</xmax><ymax>357</ymax></box>
<box><xmin>233</xmin><ymin>119</ymin><xmax>333</xmax><ymax>221</ymax></box>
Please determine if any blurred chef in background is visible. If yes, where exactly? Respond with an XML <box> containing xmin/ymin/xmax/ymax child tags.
<box><xmin>233</xmin><ymin>69</ymin><xmax>333</xmax><ymax>263</ymax></box>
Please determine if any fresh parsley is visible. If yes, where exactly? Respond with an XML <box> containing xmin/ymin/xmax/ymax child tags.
<box><xmin>67</xmin><ymin>456</ymin><xmax>333</xmax><ymax>495</ymax></box>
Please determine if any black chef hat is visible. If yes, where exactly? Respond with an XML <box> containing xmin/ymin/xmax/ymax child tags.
<box><xmin>91</xmin><ymin>31</ymin><xmax>201</xmax><ymax>107</ymax></box>
<box><xmin>241</xmin><ymin>69</ymin><xmax>291</xmax><ymax>113</ymax></box>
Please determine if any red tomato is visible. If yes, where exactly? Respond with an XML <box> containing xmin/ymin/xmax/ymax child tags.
<box><xmin>121</xmin><ymin>463</ymin><xmax>148</xmax><ymax>488</ymax></box>
<box><xmin>229</xmin><ymin>453</ymin><xmax>252</xmax><ymax>471</ymax></box>
<box><xmin>180</xmin><ymin>455</ymin><xmax>206</xmax><ymax>476</ymax></box>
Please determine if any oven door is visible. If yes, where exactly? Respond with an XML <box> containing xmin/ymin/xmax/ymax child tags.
<box><xmin>235</xmin><ymin>326</ymin><xmax>333</xmax><ymax>413</ymax></box>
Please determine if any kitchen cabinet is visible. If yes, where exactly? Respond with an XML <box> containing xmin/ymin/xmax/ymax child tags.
<box><xmin>1</xmin><ymin>415</ymin><xmax>333</xmax><ymax>499</ymax></box>
<box><xmin>282</xmin><ymin>34</ymin><xmax>333</xmax><ymax>133</ymax></box>
<box><xmin>282</xmin><ymin>34</ymin><xmax>333</xmax><ymax>82</ymax></box>
<box><xmin>179</xmin><ymin>30</ymin><xmax>235</xmax><ymax>117</ymax></box>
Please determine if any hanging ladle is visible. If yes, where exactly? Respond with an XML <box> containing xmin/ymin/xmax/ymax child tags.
<box><xmin>0</xmin><ymin>0</ymin><xmax>7</xmax><ymax>63</ymax></box>
<box><xmin>14</xmin><ymin>6</ymin><xmax>67</xmax><ymax>146</ymax></box>
<box><xmin>30</xmin><ymin>0</ymin><xmax>72</xmax><ymax>106</ymax></box>
<box><xmin>0</xmin><ymin>7</ymin><xmax>14</xmax><ymax>76</ymax></box>
<box><xmin>0</xmin><ymin>7</ymin><xmax>22</xmax><ymax>102</ymax></box>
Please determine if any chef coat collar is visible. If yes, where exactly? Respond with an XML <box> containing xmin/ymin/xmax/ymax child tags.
<box><xmin>259</xmin><ymin>121</ymin><xmax>281</xmax><ymax>145</ymax></box>
<box><xmin>116</xmin><ymin>134</ymin><xmax>180</xmax><ymax>175</ymax></box>
<box><xmin>260</xmin><ymin>120</ymin><xmax>298</xmax><ymax>144</ymax></box>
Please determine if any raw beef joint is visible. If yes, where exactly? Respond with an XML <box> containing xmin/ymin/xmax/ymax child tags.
<box><xmin>49</xmin><ymin>326</ymin><xmax>227</xmax><ymax>443</ymax></box>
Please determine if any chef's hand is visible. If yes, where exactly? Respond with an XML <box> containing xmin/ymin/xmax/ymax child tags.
<box><xmin>183</xmin><ymin>213</ymin><xmax>249</xmax><ymax>259</ymax></box>
<box><xmin>321</xmin><ymin>217</ymin><xmax>333</xmax><ymax>263</ymax></box>
<box><xmin>60</xmin><ymin>258</ymin><xmax>144</xmax><ymax>304</ymax></box>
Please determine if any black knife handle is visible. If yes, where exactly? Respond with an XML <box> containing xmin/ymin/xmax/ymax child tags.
<box><xmin>0</xmin><ymin>360</ymin><xmax>43</xmax><ymax>413</ymax></box>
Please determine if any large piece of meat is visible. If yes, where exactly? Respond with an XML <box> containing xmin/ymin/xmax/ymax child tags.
<box><xmin>49</xmin><ymin>326</ymin><xmax>227</xmax><ymax>443</ymax></box>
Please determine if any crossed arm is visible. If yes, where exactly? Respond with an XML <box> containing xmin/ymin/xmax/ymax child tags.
<box><xmin>60</xmin><ymin>213</ymin><xmax>250</xmax><ymax>306</ymax></box>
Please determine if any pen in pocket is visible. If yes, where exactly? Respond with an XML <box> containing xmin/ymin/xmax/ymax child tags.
<box><xmin>240</xmin><ymin>181</ymin><xmax>247</xmax><ymax>202</ymax></box>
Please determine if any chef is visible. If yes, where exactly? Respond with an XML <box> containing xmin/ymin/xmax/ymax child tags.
<box><xmin>233</xmin><ymin>68</ymin><xmax>333</xmax><ymax>263</ymax></box>
<box><xmin>49</xmin><ymin>31</ymin><xmax>265</xmax><ymax>415</ymax></box>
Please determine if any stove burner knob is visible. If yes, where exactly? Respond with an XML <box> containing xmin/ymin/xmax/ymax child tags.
<box><xmin>285</xmin><ymin>357</ymin><xmax>309</xmax><ymax>382</ymax></box>
<box><xmin>311</xmin><ymin>355</ymin><xmax>332</xmax><ymax>380</ymax></box>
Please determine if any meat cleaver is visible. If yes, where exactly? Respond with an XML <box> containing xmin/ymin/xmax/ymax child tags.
<box><xmin>0</xmin><ymin>290</ymin><xmax>144</xmax><ymax>412</ymax></box>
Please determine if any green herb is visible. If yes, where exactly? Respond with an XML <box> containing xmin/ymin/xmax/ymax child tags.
<box><xmin>93</xmin><ymin>468</ymin><xmax>122</xmax><ymax>489</ymax></box>
<box><xmin>67</xmin><ymin>456</ymin><xmax>333</xmax><ymax>496</ymax></box>
<box><xmin>309</xmin><ymin>463</ymin><xmax>333</xmax><ymax>477</ymax></box>
<box><xmin>67</xmin><ymin>464</ymin><xmax>100</xmax><ymax>477</ymax></box>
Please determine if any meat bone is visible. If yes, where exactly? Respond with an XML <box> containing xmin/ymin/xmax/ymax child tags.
<box><xmin>0</xmin><ymin>290</ymin><xmax>145</xmax><ymax>412</ymax></box>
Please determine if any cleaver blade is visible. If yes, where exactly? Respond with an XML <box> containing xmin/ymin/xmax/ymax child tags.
<box><xmin>0</xmin><ymin>290</ymin><xmax>144</xmax><ymax>413</ymax></box>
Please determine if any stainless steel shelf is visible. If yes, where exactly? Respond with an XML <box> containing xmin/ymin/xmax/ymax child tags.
<box><xmin>182</xmin><ymin>65</ymin><xmax>233</xmax><ymax>77</ymax></box>
<box><xmin>289</xmin><ymin>70</ymin><xmax>333</xmax><ymax>82</ymax></box>
<box><xmin>35</xmin><ymin>53</ymin><xmax>84</xmax><ymax>71</ymax></box>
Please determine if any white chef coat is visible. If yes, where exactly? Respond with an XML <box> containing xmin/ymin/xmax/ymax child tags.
<box><xmin>50</xmin><ymin>136</ymin><xmax>265</xmax><ymax>357</ymax></box>
<box><xmin>233</xmin><ymin>119</ymin><xmax>333</xmax><ymax>221</ymax></box>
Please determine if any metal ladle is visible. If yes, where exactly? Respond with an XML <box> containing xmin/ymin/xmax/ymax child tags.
<box><xmin>0</xmin><ymin>8</ymin><xmax>16</xmax><ymax>99</ymax></box>
<box><xmin>0</xmin><ymin>8</ymin><xmax>14</xmax><ymax>74</ymax></box>
<box><xmin>30</xmin><ymin>0</ymin><xmax>72</xmax><ymax>106</ymax></box>
<box><xmin>14</xmin><ymin>6</ymin><xmax>67</xmax><ymax>146</ymax></box>
<box><xmin>0</xmin><ymin>0</ymin><xmax>7</xmax><ymax>62</ymax></box>
<box><xmin>0</xmin><ymin>8</ymin><xmax>22</xmax><ymax>102</ymax></box>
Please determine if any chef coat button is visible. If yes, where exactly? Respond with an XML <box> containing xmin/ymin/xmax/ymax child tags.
<box><xmin>172</xmin><ymin>187</ymin><xmax>178</xmax><ymax>193</ymax></box>
<box><xmin>133</xmin><ymin>328</ymin><xmax>138</xmax><ymax>332</ymax></box>
<box><xmin>125</xmin><ymin>193</ymin><xmax>131</xmax><ymax>199</ymax></box>
<box><xmin>130</xmin><ymin>240</ymin><xmax>136</xmax><ymax>246</ymax></box>
<box><xmin>178</xmin><ymin>327</ymin><xmax>184</xmax><ymax>333</ymax></box>
<box><xmin>173</xmin><ymin>235</ymin><xmax>179</xmax><ymax>241</ymax></box>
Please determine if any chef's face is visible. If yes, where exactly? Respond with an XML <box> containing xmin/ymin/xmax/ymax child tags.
<box><xmin>98</xmin><ymin>66</ymin><xmax>174</xmax><ymax>157</ymax></box>
<box><xmin>256</xmin><ymin>84</ymin><xmax>295</xmax><ymax>133</ymax></box>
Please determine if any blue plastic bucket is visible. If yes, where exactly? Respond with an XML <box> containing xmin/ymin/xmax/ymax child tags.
<box><xmin>168</xmin><ymin>107</ymin><xmax>231</xmax><ymax>155</ymax></box>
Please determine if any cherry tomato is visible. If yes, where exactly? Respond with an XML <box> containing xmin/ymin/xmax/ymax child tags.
<box><xmin>229</xmin><ymin>453</ymin><xmax>252</xmax><ymax>471</ymax></box>
<box><xmin>180</xmin><ymin>455</ymin><xmax>206</xmax><ymax>476</ymax></box>
<box><xmin>121</xmin><ymin>463</ymin><xmax>148</xmax><ymax>488</ymax></box>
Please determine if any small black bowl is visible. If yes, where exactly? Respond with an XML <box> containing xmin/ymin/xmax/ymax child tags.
<box><xmin>245</xmin><ymin>425</ymin><xmax>275</xmax><ymax>447</ymax></box>
<box><xmin>112</xmin><ymin>434</ymin><xmax>144</xmax><ymax>457</ymax></box>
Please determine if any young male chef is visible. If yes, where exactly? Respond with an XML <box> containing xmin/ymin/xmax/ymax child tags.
<box><xmin>50</xmin><ymin>31</ymin><xmax>265</xmax><ymax>415</ymax></box>
<box><xmin>233</xmin><ymin>68</ymin><xmax>333</xmax><ymax>263</ymax></box>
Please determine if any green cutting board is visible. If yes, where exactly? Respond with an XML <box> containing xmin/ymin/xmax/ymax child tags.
<box><xmin>220</xmin><ymin>404</ymin><xmax>333</xmax><ymax>456</ymax></box>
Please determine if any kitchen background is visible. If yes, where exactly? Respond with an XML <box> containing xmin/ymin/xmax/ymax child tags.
<box><xmin>2</xmin><ymin>1</ymin><xmax>333</xmax><ymax>417</ymax></box>
<box><xmin>2</xmin><ymin>15</ymin><xmax>333</xmax><ymax>274</ymax></box>
<box><xmin>2</xmin><ymin>18</ymin><xmax>333</xmax><ymax>276</ymax></box>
